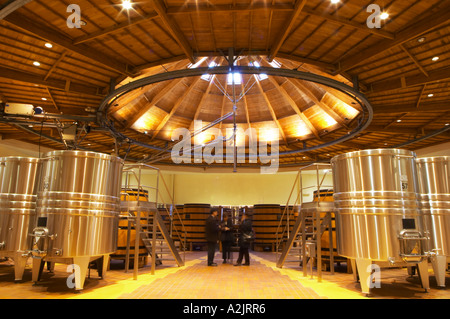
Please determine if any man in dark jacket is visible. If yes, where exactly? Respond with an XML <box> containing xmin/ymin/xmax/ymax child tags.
<box><xmin>234</xmin><ymin>214</ymin><xmax>253</xmax><ymax>266</ymax></box>
<box><xmin>205</xmin><ymin>208</ymin><xmax>220</xmax><ymax>266</ymax></box>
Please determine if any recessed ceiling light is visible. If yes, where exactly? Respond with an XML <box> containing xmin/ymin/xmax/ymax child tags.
<box><xmin>330</xmin><ymin>0</ymin><xmax>340</xmax><ymax>3</ymax></box>
<box><xmin>432</xmin><ymin>56</ymin><xmax>439</xmax><ymax>61</ymax></box>
<box><xmin>428</xmin><ymin>94</ymin><xmax>434</xmax><ymax>97</ymax></box>
<box><xmin>122</xmin><ymin>0</ymin><xmax>132</xmax><ymax>9</ymax></box>
<box><xmin>45</xmin><ymin>43</ymin><xmax>53</xmax><ymax>48</ymax></box>
<box><xmin>446</xmin><ymin>123</ymin><xmax>449</xmax><ymax>126</ymax></box>
<box><xmin>417</xmin><ymin>37</ymin><xmax>426</xmax><ymax>43</ymax></box>
<box><xmin>41</xmin><ymin>98</ymin><xmax>47</xmax><ymax>101</ymax></box>
<box><xmin>33</xmin><ymin>61</ymin><xmax>40</xmax><ymax>66</ymax></box>
<box><xmin>380</xmin><ymin>12</ymin><xmax>389</xmax><ymax>20</ymax></box>
<box><xmin>396</xmin><ymin>119</ymin><xmax>402</xmax><ymax>122</ymax></box>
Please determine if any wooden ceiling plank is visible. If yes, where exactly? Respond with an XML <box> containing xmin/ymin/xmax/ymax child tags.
<box><xmin>368</xmin><ymin>65</ymin><xmax>450</xmax><ymax>94</ymax></box>
<box><xmin>399</xmin><ymin>44</ymin><xmax>429</xmax><ymax>77</ymax></box>
<box><xmin>4</xmin><ymin>12</ymin><xmax>133</xmax><ymax>76</ymax></box>
<box><xmin>152</xmin><ymin>0</ymin><xmax>195</xmax><ymax>63</ymax></box>
<box><xmin>126</xmin><ymin>77</ymin><xmax>183</xmax><ymax>129</ymax></box>
<box><xmin>0</xmin><ymin>0</ymin><xmax>33</xmax><ymax>20</ymax></box>
<box><xmin>268</xmin><ymin>0</ymin><xmax>308</xmax><ymax>62</ymax></box>
<box><xmin>301</xmin><ymin>6</ymin><xmax>394</xmax><ymax>40</ymax></box>
<box><xmin>73</xmin><ymin>12</ymin><xmax>158</xmax><ymax>45</ymax></box>
<box><xmin>290</xmin><ymin>78</ymin><xmax>349</xmax><ymax>129</ymax></box>
<box><xmin>0</xmin><ymin>66</ymin><xmax>102</xmax><ymax>97</ymax></box>
<box><xmin>337</xmin><ymin>5</ymin><xmax>450</xmax><ymax>72</ymax></box>
<box><xmin>151</xmin><ymin>77</ymin><xmax>202</xmax><ymax>140</ymax></box>
<box><xmin>253</xmin><ymin>75</ymin><xmax>289</xmax><ymax>144</ymax></box>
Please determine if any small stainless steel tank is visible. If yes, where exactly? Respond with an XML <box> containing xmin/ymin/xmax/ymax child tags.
<box><xmin>416</xmin><ymin>156</ymin><xmax>450</xmax><ymax>287</ymax></box>
<box><xmin>0</xmin><ymin>157</ymin><xmax>41</xmax><ymax>281</ymax></box>
<box><xmin>331</xmin><ymin>149</ymin><xmax>430</xmax><ymax>294</ymax></box>
<box><xmin>30</xmin><ymin>150</ymin><xmax>123</xmax><ymax>290</ymax></box>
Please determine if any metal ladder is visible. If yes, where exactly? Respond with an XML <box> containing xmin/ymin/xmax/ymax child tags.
<box><xmin>125</xmin><ymin>201</ymin><xmax>184</xmax><ymax>271</ymax></box>
<box><xmin>276</xmin><ymin>202</ymin><xmax>334</xmax><ymax>281</ymax></box>
<box><xmin>275</xmin><ymin>163</ymin><xmax>335</xmax><ymax>282</ymax></box>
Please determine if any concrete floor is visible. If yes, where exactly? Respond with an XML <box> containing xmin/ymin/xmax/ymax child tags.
<box><xmin>0</xmin><ymin>251</ymin><xmax>449</xmax><ymax>300</ymax></box>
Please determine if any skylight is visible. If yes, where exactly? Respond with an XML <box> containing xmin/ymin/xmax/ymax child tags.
<box><xmin>227</xmin><ymin>72</ymin><xmax>242</xmax><ymax>85</ymax></box>
<box><xmin>250</xmin><ymin>61</ymin><xmax>268</xmax><ymax>81</ymax></box>
<box><xmin>201</xmin><ymin>61</ymin><xmax>218</xmax><ymax>81</ymax></box>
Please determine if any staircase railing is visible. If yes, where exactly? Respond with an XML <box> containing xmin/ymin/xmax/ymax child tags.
<box><xmin>120</xmin><ymin>163</ymin><xmax>186</xmax><ymax>279</ymax></box>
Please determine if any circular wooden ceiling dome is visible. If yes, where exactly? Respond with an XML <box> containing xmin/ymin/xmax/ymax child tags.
<box><xmin>104</xmin><ymin>55</ymin><xmax>366</xmax><ymax>165</ymax></box>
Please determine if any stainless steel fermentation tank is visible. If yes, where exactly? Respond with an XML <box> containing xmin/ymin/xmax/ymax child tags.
<box><xmin>331</xmin><ymin>149</ymin><xmax>430</xmax><ymax>294</ymax></box>
<box><xmin>0</xmin><ymin>157</ymin><xmax>41</xmax><ymax>281</ymax></box>
<box><xmin>416</xmin><ymin>156</ymin><xmax>450</xmax><ymax>287</ymax></box>
<box><xmin>30</xmin><ymin>150</ymin><xmax>123</xmax><ymax>290</ymax></box>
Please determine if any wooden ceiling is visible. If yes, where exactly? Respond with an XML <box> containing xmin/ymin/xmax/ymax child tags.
<box><xmin>0</xmin><ymin>0</ymin><xmax>449</xmax><ymax>168</ymax></box>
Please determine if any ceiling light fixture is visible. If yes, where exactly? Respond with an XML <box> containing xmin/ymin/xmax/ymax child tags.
<box><xmin>432</xmin><ymin>56</ymin><xmax>439</xmax><ymax>61</ymax></box>
<box><xmin>428</xmin><ymin>94</ymin><xmax>434</xmax><ymax>97</ymax></box>
<box><xmin>122</xmin><ymin>0</ymin><xmax>132</xmax><ymax>10</ymax></box>
<box><xmin>380</xmin><ymin>12</ymin><xmax>389</xmax><ymax>20</ymax></box>
<box><xmin>41</xmin><ymin>97</ymin><xmax>47</xmax><ymax>101</ymax></box>
<box><xmin>33</xmin><ymin>61</ymin><xmax>40</xmax><ymax>66</ymax></box>
<box><xmin>330</xmin><ymin>0</ymin><xmax>340</xmax><ymax>3</ymax></box>
<box><xmin>417</xmin><ymin>37</ymin><xmax>426</xmax><ymax>43</ymax></box>
<box><xmin>45</xmin><ymin>43</ymin><xmax>53</xmax><ymax>48</ymax></box>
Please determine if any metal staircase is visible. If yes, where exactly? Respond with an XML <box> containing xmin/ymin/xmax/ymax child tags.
<box><xmin>120</xmin><ymin>163</ymin><xmax>186</xmax><ymax>279</ymax></box>
<box><xmin>275</xmin><ymin>163</ymin><xmax>335</xmax><ymax>282</ymax></box>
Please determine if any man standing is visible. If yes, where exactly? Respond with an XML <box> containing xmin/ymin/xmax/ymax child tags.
<box><xmin>205</xmin><ymin>208</ymin><xmax>220</xmax><ymax>266</ymax></box>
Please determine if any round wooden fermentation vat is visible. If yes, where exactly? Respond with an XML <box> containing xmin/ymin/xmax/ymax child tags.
<box><xmin>313</xmin><ymin>189</ymin><xmax>338</xmax><ymax>259</ymax></box>
<box><xmin>252</xmin><ymin>204</ymin><xmax>281</xmax><ymax>250</ymax></box>
<box><xmin>183</xmin><ymin>203</ymin><xmax>211</xmax><ymax>244</ymax></box>
<box><xmin>111</xmin><ymin>189</ymin><xmax>149</xmax><ymax>260</ymax></box>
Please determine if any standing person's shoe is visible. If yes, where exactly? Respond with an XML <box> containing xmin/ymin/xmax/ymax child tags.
<box><xmin>234</xmin><ymin>263</ymin><xmax>241</xmax><ymax>266</ymax></box>
<box><xmin>208</xmin><ymin>263</ymin><xmax>218</xmax><ymax>266</ymax></box>
<box><xmin>223</xmin><ymin>259</ymin><xmax>227</xmax><ymax>264</ymax></box>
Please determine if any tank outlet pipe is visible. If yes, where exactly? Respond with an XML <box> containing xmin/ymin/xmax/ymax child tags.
<box><xmin>26</xmin><ymin>227</ymin><xmax>57</xmax><ymax>258</ymax></box>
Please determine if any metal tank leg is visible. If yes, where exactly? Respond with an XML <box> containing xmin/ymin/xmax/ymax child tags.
<box><xmin>430</xmin><ymin>255</ymin><xmax>446</xmax><ymax>288</ymax></box>
<box><xmin>31</xmin><ymin>258</ymin><xmax>45</xmax><ymax>284</ymax></box>
<box><xmin>72</xmin><ymin>256</ymin><xmax>91</xmax><ymax>291</ymax></box>
<box><xmin>416</xmin><ymin>259</ymin><xmax>430</xmax><ymax>292</ymax></box>
<box><xmin>13</xmin><ymin>252</ymin><xmax>28</xmax><ymax>282</ymax></box>
<box><xmin>350</xmin><ymin>259</ymin><xmax>358</xmax><ymax>282</ymax></box>
<box><xmin>355</xmin><ymin>258</ymin><xmax>373</xmax><ymax>296</ymax></box>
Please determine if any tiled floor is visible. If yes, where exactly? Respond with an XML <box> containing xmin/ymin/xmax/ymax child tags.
<box><xmin>0</xmin><ymin>251</ymin><xmax>449</xmax><ymax>299</ymax></box>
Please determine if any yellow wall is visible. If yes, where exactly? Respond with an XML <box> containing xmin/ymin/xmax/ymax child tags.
<box><xmin>123</xmin><ymin>168</ymin><xmax>334</xmax><ymax>207</ymax></box>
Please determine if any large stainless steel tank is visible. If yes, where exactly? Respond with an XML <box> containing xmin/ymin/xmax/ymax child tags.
<box><xmin>331</xmin><ymin>149</ymin><xmax>430</xmax><ymax>294</ymax></box>
<box><xmin>30</xmin><ymin>150</ymin><xmax>123</xmax><ymax>290</ymax></box>
<box><xmin>416</xmin><ymin>156</ymin><xmax>450</xmax><ymax>287</ymax></box>
<box><xmin>0</xmin><ymin>157</ymin><xmax>41</xmax><ymax>281</ymax></box>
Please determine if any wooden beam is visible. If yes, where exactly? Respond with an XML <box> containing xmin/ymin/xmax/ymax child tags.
<box><xmin>400</xmin><ymin>44</ymin><xmax>428</xmax><ymax>77</ymax></box>
<box><xmin>337</xmin><ymin>5</ymin><xmax>450</xmax><ymax>72</ymax></box>
<box><xmin>301</xmin><ymin>6</ymin><xmax>394</xmax><ymax>40</ymax></box>
<box><xmin>0</xmin><ymin>66</ymin><xmax>102</xmax><ymax>97</ymax></box>
<box><xmin>126</xmin><ymin>78</ymin><xmax>183</xmax><ymax>129</ymax></box>
<box><xmin>73</xmin><ymin>12</ymin><xmax>158</xmax><ymax>44</ymax></box>
<box><xmin>266</xmin><ymin>77</ymin><xmax>320</xmax><ymax>139</ymax></box>
<box><xmin>267</xmin><ymin>0</ymin><xmax>307</xmax><ymax>62</ymax></box>
<box><xmin>253</xmin><ymin>76</ymin><xmax>288</xmax><ymax>144</ymax></box>
<box><xmin>289</xmin><ymin>78</ymin><xmax>349</xmax><ymax>129</ymax></box>
<box><xmin>372</xmin><ymin>101</ymin><xmax>450</xmax><ymax>114</ymax></box>
<box><xmin>4</xmin><ymin>12</ymin><xmax>134</xmax><ymax>76</ymax></box>
<box><xmin>367</xmin><ymin>66</ymin><xmax>450</xmax><ymax>94</ymax></box>
<box><xmin>44</xmin><ymin>50</ymin><xmax>67</xmax><ymax>81</ymax></box>
<box><xmin>151</xmin><ymin>77</ymin><xmax>202</xmax><ymax>140</ymax></box>
<box><xmin>152</xmin><ymin>0</ymin><xmax>195</xmax><ymax>63</ymax></box>
<box><xmin>46</xmin><ymin>87</ymin><xmax>59</xmax><ymax>111</ymax></box>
